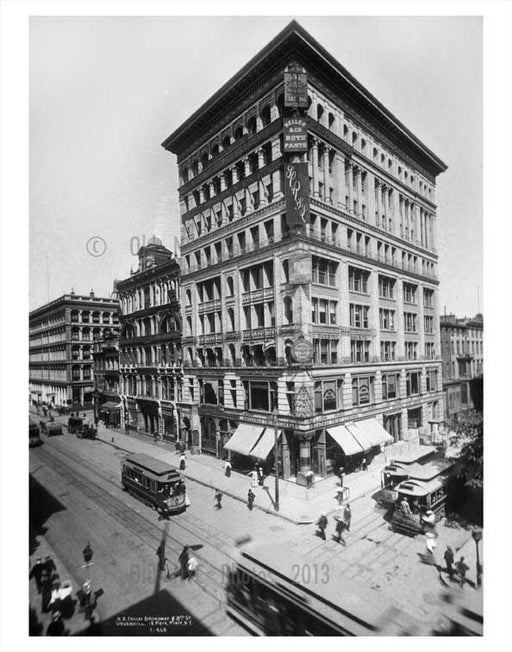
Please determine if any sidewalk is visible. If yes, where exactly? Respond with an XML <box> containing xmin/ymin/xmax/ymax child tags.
<box><xmin>30</xmin><ymin>408</ymin><xmax>418</xmax><ymax>524</ymax></box>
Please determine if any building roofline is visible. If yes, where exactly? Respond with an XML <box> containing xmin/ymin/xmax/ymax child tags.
<box><xmin>29</xmin><ymin>294</ymin><xmax>119</xmax><ymax>319</ymax></box>
<box><xmin>162</xmin><ymin>20</ymin><xmax>447</xmax><ymax>176</ymax></box>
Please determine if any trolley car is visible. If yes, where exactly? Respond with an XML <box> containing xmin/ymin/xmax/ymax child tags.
<box><xmin>121</xmin><ymin>453</ymin><xmax>187</xmax><ymax>515</ymax></box>
<box><xmin>226</xmin><ymin>541</ymin><xmax>427</xmax><ymax>636</ymax></box>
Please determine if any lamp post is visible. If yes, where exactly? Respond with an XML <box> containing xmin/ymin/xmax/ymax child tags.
<box><xmin>273</xmin><ymin>408</ymin><xmax>280</xmax><ymax>512</ymax></box>
<box><xmin>472</xmin><ymin>528</ymin><xmax>482</xmax><ymax>587</ymax></box>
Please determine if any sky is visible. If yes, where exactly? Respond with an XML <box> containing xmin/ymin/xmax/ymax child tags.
<box><xmin>29</xmin><ymin>16</ymin><xmax>483</xmax><ymax>316</ymax></box>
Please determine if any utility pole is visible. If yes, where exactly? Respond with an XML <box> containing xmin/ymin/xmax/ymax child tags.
<box><xmin>273</xmin><ymin>408</ymin><xmax>280</xmax><ymax>512</ymax></box>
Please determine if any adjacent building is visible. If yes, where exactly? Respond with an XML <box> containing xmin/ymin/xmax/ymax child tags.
<box><xmin>162</xmin><ymin>20</ymin><xmax>447</xmax><ymax>482</ymax></box>
<box><xmin>29</xmin><ymin>291</ymin><xmax>119</xmax><ymax>407</ymax></box>
<box><xmin>116</xmin><ymin>238</ymin><xmax>182</xmax><ymax>439</ymax></box>
<box><xmin>440</xmin><ymin>313</ymin><xmax>483</xmax><ymax>418</ymax></box>
<box><xmin>92</xmin><ymin>329</ymin><xmax>121</xmax><ymax>427</ymax></box>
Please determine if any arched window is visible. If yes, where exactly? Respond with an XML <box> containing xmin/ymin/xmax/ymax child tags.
<box><xmin>352</xmin><ymin>131</ymin><xmax>358</xmax><ymax>146</ymax></box>
<box><xmin>222</xmin><ymin>135</ymin><xmax>231</xmax><ymax>150</ymax></box>
<box><xmin>317</xmin><ymin>104</ymin><xmax>324</xmax><ymax>122</ymax></box>
<box><xmin>247</xmin><ymin>117</ymin><xmax>257</xmax><ymax>135</ymax></box>
<box><xmin>186</xmin><ymin>289</ymin><xmax>192</xmax><ymax>306</ymax></box>
<box><xmin>361</xmin><ymin>138</ymin><xmax>366</xmax><ymax>153</ymax></box>
<box><xmin>284</xmin><ymin>297</ymin><xmax>293</xmax><ymax>324</ymax></box>
<box><xmin>260</xmin><ymin>105</ymin><xmax>272</xmax><ymax>127</ymax></box>
<box><xmin>228</xmin><ymin>344</ymin><xmax>236</xmax><ymax>365</ymax></box>
<box><xmin>192</xmin><ymin>160</ymin><xmax>199</xmax><ymax>176</ymax></box>
<box><xmin>186</xmin><ymin>317</ymin><xmax>192</xmax><ymax>336</ymax></box>
<box><xmin>328</xmin><ymin>112</ymin><xmax>335</xmax><ymax>129</ymax></box>
<box><xmin>276</xmin><ymin>93</ymin><xmax>285</xmax><ymax>116</ymax></box>
<box><xmin>234</xmin><ymin>126</ymin><xmax>244</xmax><ymax>141</ymax></box>
<box><xmin>227</xmin><ymin>276</ymin><xmax>234</xmax><ymax>296</ymax></box>
<box><xmin>227</xmin><ymin>308</ymin><xmax>235</xmax><ymax>332</ymax></box>
<box><xmin>211</xmin><ymin>143</ymin><xmax>220</xmax><ymax>157</ymax></box>
<box><xmin>282</xmin><ymin>259</ymin><xmax>289</xmax><ymax>284</ymax></box>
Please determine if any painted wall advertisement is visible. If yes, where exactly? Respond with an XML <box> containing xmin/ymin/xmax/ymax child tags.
<box><xmin>284</xmin><ymin>162</ymin><xmax>310</xmax><ymax>226</ymax></box>
<box><xmin>283</xmin><ymin>117</ymin><xmax>308</xmax><ymax>152</ymax></box>
<box><xmin>284</xmin><ymin>70</ymin><xmax>308</xmax><ymax>107</ymax></box>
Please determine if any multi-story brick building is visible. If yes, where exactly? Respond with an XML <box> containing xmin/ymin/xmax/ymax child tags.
<box><xmin>116</xmin><ymin>238</ymin><xmax>182</xmax><ymax>439</ymax></box>
<box><xmin>440</xmin><ymin>313</ymin><xmax>483</xmax><ymax>418</ymax></box>
<box><xmin>162</xmin><ymin>21</ymin><xmax>447</xmax><ymax>481</ymax></box>
<box><xmin>92</xmin><ymin>329</ymin><xmax>121</xmax><ymax>427</ymax></box>
<box><xmin>29</xmin><ymin>291</ymin><xmax>119</xmax><ymax>407</ymax></box>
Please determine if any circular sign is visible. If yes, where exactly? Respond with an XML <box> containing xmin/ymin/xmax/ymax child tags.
<box><xmin>291</xmin><ymin>338</ymin><xmax>314</xmax><ymax>363</ymax></box>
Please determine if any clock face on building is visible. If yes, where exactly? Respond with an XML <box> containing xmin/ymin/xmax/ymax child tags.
<box><xmin>284</xmin><ymin>71</ymin><xmax>308</xmax><ymax>108</ymax></box>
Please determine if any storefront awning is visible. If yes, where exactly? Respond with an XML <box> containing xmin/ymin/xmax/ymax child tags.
<box><xmin>224</xmin><ymin>423</ymin><xmax>265</xmax><ymax>457</ymax></box>
<box><xmin>250</xmin><ymin>428</ymin><xmax>281</xmax><ymax>461</ymax></box>
<box><xmin>346</xmin><ymin>423</ymin><xmax>374</xmax><ymax>452</ymax></box>
<box><xmin>327</xmin><ymin>425</ymin><xmax>364</xmax><ymax>456</ymax></box>
<box><xmin>101</xmin><ymin>401</ymin><xmax>122</xmax><ymax>410</ymax></box>
<box><xmin>354</xmin><ymin>418</ymin><xmax>394</xmax><ymax>447</ymax></box>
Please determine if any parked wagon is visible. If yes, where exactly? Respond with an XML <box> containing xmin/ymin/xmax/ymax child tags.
<box><xmin>40</xmin><ymin>419</ymin><xmax>63</xmax><ymax>437</ymax></box>
<box><xmin>67</xmin><ymin>416</ymin><xmax>83</xmax><ymax>434</ymax></box>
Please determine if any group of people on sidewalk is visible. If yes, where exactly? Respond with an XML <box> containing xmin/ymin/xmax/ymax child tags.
<box><xmin>316</xmin><ymin>503</ymin><xmax>352</xmax><ymax>544</ymax></box>
<box><xmin>425</xmin><ymin>541</ymin><xmax>471</xmax><ymax>588</ymax></box>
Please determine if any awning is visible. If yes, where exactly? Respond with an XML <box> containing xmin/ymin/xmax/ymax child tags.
<box><xmin>346</xmin><ymin>423</ymin><xmax>374</xmax><ymax>452</ymax></box>
<box><xmin>327</xmin><ymin>425</ymin><xmax>364</xmax><ymax>456</ymax></box>
<box><xmin>224</xmin><ymin>423</ymin><xmax>265</xmax><ymax>457</ymax></box>
<box><xmin>250</xmin><ymin>428</ymin><xmax>281</xmax><ymax>461</ymax></box>
<box><xmin>101</xmin><ymin>401</ymin><xmax>122</xmax><ymax>410</ymax></box>
<box><xmin>355</xmin><ymin>418</ymin><xmax>394</xmax><ymax>447</ymax></box>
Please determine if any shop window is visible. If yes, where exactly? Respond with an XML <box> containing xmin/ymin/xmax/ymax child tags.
<box><xmin>352</xmin><ymin>376</ymin><xmax>374</xmax><ymax>406</ymax></box>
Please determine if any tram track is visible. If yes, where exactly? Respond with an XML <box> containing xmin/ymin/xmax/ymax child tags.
<box><xmin>32</xmin><ymin>443</ymin><xmax>245</xmax><ymax>634</ymax></box>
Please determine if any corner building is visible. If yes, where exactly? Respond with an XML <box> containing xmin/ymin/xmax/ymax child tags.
<box><xmin>162</xmin><ymin>21</ymin><xmax>447</xmax><ymax>482</ymax></box>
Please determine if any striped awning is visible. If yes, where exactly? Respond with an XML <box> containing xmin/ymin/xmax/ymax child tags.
<box><xmin>346</xmin><ymin>422</ymin><xmax>374</xmax><ymax>452</ymax></box>
<box><xmin>250</xmin><ymin>428</ymin><xmax>281</xmax><ymax>461</ymax></box>
<box><xmin>224</xmin><ymin>423</ymin><xmax>265</xmax><ymax>457</ymax></box>
<box><xmin>355</xmin><ymin>418</ymin><xmax>394</xmax><ymax>447</ymax></box>
<box><xmin>327</xmin><ymin>425</ymin><xmax>364</xmax><ymax>456</ymax></box>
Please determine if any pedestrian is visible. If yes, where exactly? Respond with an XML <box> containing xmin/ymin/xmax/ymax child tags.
<box><xmin>338</xmin><ymin>466</ymin><xmax>345</xmax><ymax>487</ymax></box>
<box><xmin>156</xmin><ymin>542</ymin><xmax>167</xmax><ymax>572</ymax></box>
<box><xmin>49</xmin><ymin>578</ymin><xmax>63</xmax><ymax>614</ymax></box>
<box><xmin>43</xmin><ymin>555</ymin><xmax>57</xmax><ymax>577</ymax></box>
<box><xmin>187</xmin><ymin>556</ymin><xmax>198</xmax><ymax>580</ymax></box>
<box><xmin>343</xmin><ymin>503</ymin><xmax>352</xmax><ymax>532</ymax></box>
<box><xmin>250</xmin><ymin>470</ymin><xmax>258</xmax><ymax>488</ymax></box>
<box><xmin>400</xmin><ymin>497</ymin><xmax>411</xmax><ymax>515</ymax></box>
<box><xmin>179</xmin><ymin>453</ymin><xmax>186</xmax><ymax>471</ymax></box>
<box><xmin>29</xmin><ymin>557</ymin><xmax>45</xmax><ymax>594</ymax></box>
<box><xmin>46</xmin><ymin>611</ymin><xmax>67</xmax><ymax>636</ymax></box>
<box><xmin>247</xmin><ymin>488</ymin><xmax>255</xmax><ymax>510</ymax></box>
<box><xmin>316</xmin><ymin>512</ymin><xmax>328</xmax><ymax>540</ymax></box>
<box><xmin>335</xmin><ymin>517</ymin><xmax>347</xmax><ymax>544</ymax></box>
<box><xmin>335</xmin><ymin>487</ymin><xmax>344</xmax><ymax>505</ymax></box>
<box><xmin>257</xmin><ymin>464</ymin><xmax>264</xmax><ymax>486</ymax></box>
<box><xmin>94</xmin><ymin>416</ymin><xmax>99</xmax><ymax>428</ymax></box>
<box><xmin>426</xmin><ymin>536</ymin><xmax>437</xmax><ymax>558</ymax></box>
<box><xmin>306</xmin><ymin>470</ymin><xmax>314</xmax><ymax>489</ymax></box>
<box><xmin>455</xmin><ymin>556</ymin><xmax>469</xmax><ymax>588</ymax></box>
<box><xmin>178</xmin><ymin>546</ymin><xmax>190</xmax><ymax>580</ymax></box>
<box><xmin>224</xmin><ymin>460</ymin><xmax>232</xmax><ymax>478</ymax></box>
<box><xmin>443</xmin><ymin>545</ymin><xmax>455</xmax><ymax>576</ymax></box>
<box><xmin>361</xmin><ymin>456</ymin><xmax>368</xmax><ymax>471</ymax></box>
<box><xmin>40</xmin><ymin>568</ymin><xmax>52</xmax><ymax>613</ymax></box>
<box><xmin>214</xmin><ymin>489</ymin><xmax>223</xmax><ymax>509</ymax></box>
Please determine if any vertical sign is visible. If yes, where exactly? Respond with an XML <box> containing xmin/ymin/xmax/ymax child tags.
<box><xmin>284</xmin><ymin>162</ymin><xmax>310</xmax><ymax>227</ymax></box>
<box><xmin>283</xmin><ymin>117</ymin><xmax>308</xmax><ymax>152</ymax></box>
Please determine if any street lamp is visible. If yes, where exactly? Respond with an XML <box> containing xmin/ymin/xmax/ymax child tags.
<box><xmin>273</xmin><ymin>408</ymin><xmax>280</xmax><ymax>512</ymax></box>
<box><xmin>472</xmin><ymin>528</ymin><xmax>482</xmax><ymax>587</ymax></box>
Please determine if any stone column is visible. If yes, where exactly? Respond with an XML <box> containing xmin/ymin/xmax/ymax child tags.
<box><xmin>257</xmin><ymin>148</ymin><xmax>265</xmax><ymax>170</ymax></box>
<box><xmin>370</xmin><ymin>270</ymin><xmax>381</xmax><ymax>359</ymax></box>
<box><xmin>311</xmin><ymin>139</ymin><xmax>320</xmax><ymax>197</ymax></box>
<box><xmin>281</xmin><ymin>431</ymin><xmax>291</xmax><ymax>480</ymax></box>
<box><xmin>367</xmin><ymin>172</ymin><xmax>376</xmax><ymax>226</ymax></box>
<box><xmin>346</xmin><ymin>163</ymin><xmax>353</xmax><ymax>212</ymax></box>
<box><xmin>312</xmin><ymin>430</ymin><xmax>327</xmax><ymax>477</ymax></box>
<box><xmin>396</xmin><ymin>279</ymin><xmax>405</xmax><ymax>359</ymax></box>
<box><xmin>322</xmin><ymin>148</ymin><xmax>330</xmax><ymax>202</ymax></box>
<box><xmin>335</xmin><ymin>151</ymin><xmax>346</xmax><ymax>209</ymax></box>
<box><xmin>355</xmin><ymin>166</ymin><xmax>362</xmax><ymax>217</ymax></box>
<box><xmin>376</xmin><ymin>180</ymin><xmax>382</xmax><ymax>226</ymax></box>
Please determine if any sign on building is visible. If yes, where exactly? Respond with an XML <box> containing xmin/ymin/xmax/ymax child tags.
<box><xmin>284</xmin><ymin>69</ymin><xmax>308</xmax><ymax>108</ymax></box>
<box><xmin>284</xmin><ymin>162</ymin><xmax>310</xmax><ymax>227</ymax></box>
<box><xmin>283</xmin><ymin>117</ymin><xmax>308</xmax><ymax>152</ymax></box>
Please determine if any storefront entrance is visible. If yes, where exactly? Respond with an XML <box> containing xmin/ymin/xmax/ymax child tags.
<box><xmin>384</xmin><ymin>413</ymin><xmax>402</xmax><ymax>443</ymax></box>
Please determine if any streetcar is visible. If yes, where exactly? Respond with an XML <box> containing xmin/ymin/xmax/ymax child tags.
<box><xmin>121</xmin><ymin>453</ymin><xmax>187</xmax><ymax>515</ymax></box>
<box><xmin>226</xmin><ymin>541</ymin><xmax>428</xmax><ymax>636</ymax></box>
<box><xmin>29</xmin><ymin>419</ymin><xmax>43</xmax><ymax>447</ymax></box>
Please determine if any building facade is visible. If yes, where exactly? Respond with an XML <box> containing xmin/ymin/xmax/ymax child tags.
<box><xmin>440</xmin><ymin>313</ymin><xmax>483</xmax><ymax>418</ymax></box>
<box><xmin>92</xmin><ymin>329</ymin><xmax>121</xmax><ymax>427</ymax></box>
<box><xmin>117</xmin><ymin>239</ymin><xmax>182</xmax><ymax>439</ymax></box>
<box><xmin>29</xmin><ymin>291</ymin><xmax>119</xmax><ymax>407</ymax></box>
<box><xmin>162</xmin><ymin>21</ymin><xmax>447</xmax><ymax>481</ymax></box>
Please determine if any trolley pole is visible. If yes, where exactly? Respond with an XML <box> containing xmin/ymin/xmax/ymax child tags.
<box><xmin>273</xmin><ymin>409</ymin><xmax>280</xmax><ymax>512</ymax></box>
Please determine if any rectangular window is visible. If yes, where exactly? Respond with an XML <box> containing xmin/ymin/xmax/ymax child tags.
<box><xmin>403</xmin><ymin>282</ymin><xmax>418</xmax><ymax>304</ymax></box>
<box><xmin>230</xmin><ymin>379</ymin><xmax>237</xmax><ymax>408</ymax></box>
<box><xmin>348</xmin><ymin>266</ymin><xmax>369</xmax><ymax>294</ymax></box>
<box><xmin>311</xmin><ymin>256</ymin><xmax>337</xmax><ymax>286</ymax></box>
<box><xmin>424</xmin><ymin>315</ymin><xmax>434</xmax><ymax>334</ymax></box>
<box><xmin>314</xmin><ymin>379</ymin><xmax>341</xmax><ymax>413</ymax></box>
<box><xmin>378</xmin><ymin>275</ymin><xmax>395</xmax><ymax>299</ymax></box>
<box><xmin>244</xmin><ymin>380</ymin><xmax>278</xmax><ymax>412</ymax></box>
<box><xmin>379</xmin><ymin>308</ymin><xmax>395</xmax><ymax>331</ymax></box>
<box><xmin>350</xmin><ymin>304</ymin><xmax>369</xmax><ymax>329</ymax></box>
<box><xmin>425</xmin><ymin>369</ymin><xmax>438</xmax><ymax>392</ymax></box>
<box><xmin>405</xmin><ymin>342</ymin><xmax>418</xmax><ymax>360</ymax></box>
<box><xmin>382</xmin><ymin>373</ymin><xmax>399</xmax><ymax>400</ymax></box>
<box><xmin>352</xmin><ymin>376</ymin><xmax>374</xmax><ymax>406</ymax></box>
<box><xmin>380</xmin><ymin>340</ymin><xmax>396</xmax><ymax>361</ymax></box>
<box><xmin>351</xmin><ymin>339</ymin><xmax>370</xmax><ymax>363</ymax></box>
<box><xmin>406</xmin><ymin>371</ymin><xmax>420</xmax><ymax>396</ymax></box>
<box><xmin>404</xmin><ymin>312</ymin><xmax>418</xmax><ymax>333</ymax></box>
